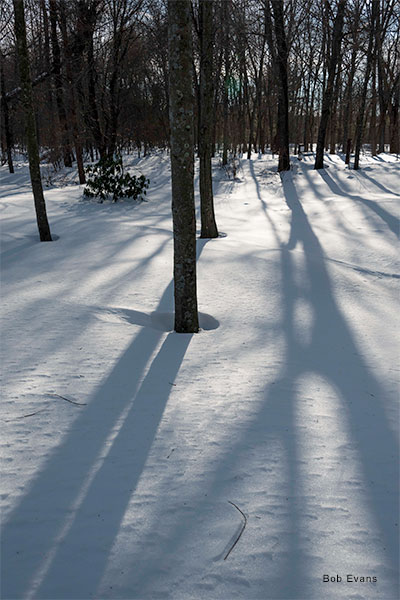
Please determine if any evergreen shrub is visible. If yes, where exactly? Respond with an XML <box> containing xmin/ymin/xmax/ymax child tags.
<box><xmin>83</xmin><ymin>155</ymin><xmax>149</xmax><ymax>202</ymax></box>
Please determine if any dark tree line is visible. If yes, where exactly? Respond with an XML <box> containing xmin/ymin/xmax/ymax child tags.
<box><xmin>1</xmin><ymin>0</ymin><xmax>399</xmax><ymax>174</ymax></box>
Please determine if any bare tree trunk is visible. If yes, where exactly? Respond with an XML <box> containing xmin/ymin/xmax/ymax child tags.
<box><xmin>168</xmin><ymin>0</ymin><xmax>199</xmax><ymax>333</ymax></box>
<box><xmin>354</xmin><ymin>0</ymin><xmax>379</xmax><ymax>170</ymax></box>
<box><xmin>40</xmin><ymin>0</ymin><xmax>57</xmax><ymax>146</ymax></box>
<box><xmin>211</xmin><ymin>46</ymin><xmax>223</xmax><ymax>157</ymax></box>
<box><xmin>389</xmin><ymin>77</ymin><xmax>399</xmax><ymax>154</ymax></box>
<box><xmin>57</xmin><ymin>1</ymin><xmax>85</xmax><ymax>183</ymax></box>
<box><xmin>199</xmin><ymin>0</ymin><xmax>218</xmax><ymax>238</ymax></box>
<box><xmin>0</xmin><ymin>53</ymin><xmax>14</xmax><ymax>173</ymax></box>
<box><xmin>238</xmin><ymin>74</ymin><xmax>246</xmax><ymax>151</ymax></box>
<box><xmin>342</xmin><ymin>46</ymin><xmax>357</xmax><ymax>152</ymax></box>
<box><xmin>247</xmin><ymin>107</ymin><xmax>255</xmax><ymax>160</ymax></box>
<box><xmin>13</xmin><ymin>0</ymin><xmax>52</xmax><ymax>241</ymax></box>
<box><xmin>221</xmin><ymin>0</ymin><xmax>230</xmax><ymax>166</ymax></box>
<box><xmin>314</xmin><ymin>0</ymin><xmax>345</xmax><ymax>170</ymax></box>
<box><xmin>76</xmin><ymin>0</ymin><xmax>105</xmax><ymax>158</ymax></box>
<box><xmin>370</xmin><ymin>58</ymin><xmax>377</xmax><ymax>155</ymax></box>
<box><xmin>303</xmin><ymin>72</ymin><xmax>311</xmax><ymax>151</ymax></box>
<box><xmin>273</xmin><ymin>0</ymin><xmax>289</xmax><ymax>171</ymax></box>
<box><xmin>329</xmin><ymin>61</ymin><xmax>341</xmax><ymax>154</ymax></box>
<box><xmin>265</xmin><ymin>0</ymin><xmax>290</xmax><ymax>172</ymax></box>
<box><xmin>87</xmin><ymin>38</ymin><xmax>105</xmax><ymax>157</ymax></box>
<box><xmin>345</xmin><ymin>137</ymin><xmax>352</xmax><ymax>165</ymax></box>
<box><xmin>49</xmin><ymin>0</ymin><xmax>72</xmax><ymax>167</ymax></box>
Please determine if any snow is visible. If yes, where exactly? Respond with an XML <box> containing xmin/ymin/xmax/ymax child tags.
<box><xmin>1</xmin><ymin>151</ymin><xmax>399</xmax><ymax>599</ymax></box>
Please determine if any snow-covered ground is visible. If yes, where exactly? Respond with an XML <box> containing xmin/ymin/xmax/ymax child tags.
<box><xmin>1</xmin><ymin>151</ymin><xmax>399</xmax><ymax>599</ymax></box>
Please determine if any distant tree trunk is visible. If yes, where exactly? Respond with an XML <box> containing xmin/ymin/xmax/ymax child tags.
<box><xmin>329</xmin><ymin>61</ymin><xmax>341</xmax><ymax>154</ymax></box>
<box><xmin>314</xmin><ymin>0</ymin><xmax>345</xmax><ymax>170</ymax></box>
<box><xmin>238</xmin><ymin>73</ymin><xmax>246</xmax><ymax>151</ymax></box>
<box><xmin>211</xmin><ymin>45</ymin><xmax>223</xmax><ymax>157</ymax></box>
<box><xmin>271</xmin><ymin>0</ymin><xmax>289</xmax><ymax>171</ymax></box>
<box><xmin>0</xmin><ymin>53</ymin><xmax>14</xmax><ymax>173</ymax></box>
<box><xmin>354</xmin><ymin>0</ymin><xmax>378</xmax><ymax>170</ymax></box>
<box><xmin>342</xmin><ymin>46</ymin><xmax>357</xmax><ymax>152</ymax></box>
<box><xmin>76</xmin><ymin>0</ymin><xmax>105</xmax><ymax>158</ymax></box>
<box><xmin>370</xmin><ymin>59</ymin><xmax>377</xmax><ymax>156</ymax></box>
<box><xmin>106</xmin><ymin>26</ymin><xmax>125</xmax><ymax>156</ymax></box>
<box><xmin>49</xmin><ymin>0</ymin><xmax>72</xmax><ymax>167</ymax></box>
<box><xmin>199</xmin><ymin>0</ymin><xmax>218</xmax><ymax>238</ymax></box>
<box><xmin>57</xmin><ymin>1</ymin><xmax>86</xmax><ymax>183</ymax></box>
<box><xmin>13</xmin><ymin>0</ymin><xmax>52</xmax><ymax>241</ymax></box>
<box><xmin>345</xmin><ymin>137</ymin><xmax>352</xmax><ymax>165</ymax></box>
<box><xmin>265</xmin><ymin>0</ymin><xmax>290</xmax><ymax>172</ymax></box>
<box><xmin>168</xmin><ymin>0</ymin><xmax>199</xmax><ymax>333</ymax></box>
<box><xmin>40</xmin><ymin>0</ymin><xmax>57</xmax><ymax>146</ymax></box>
<box><xmin>247</xmin><ymin>108</ymin><xmax>255</xmax><ymax>159</ymax></box>
<box><xmin>244</xmin><ymin>63</ymin><xmax>256</xmax><ymax>160</ymax></box>
<box><xmin>87</xmin><ymin>39</ymin><xmax>105</xmax><ymax>157</ymax></box>
<box><xmin>376</xmin><ymin>10</ymin><xmax>388</xmax><ymax>154</ymax></box>
<box><xmin>303</xmin><ymin>69</ymin><xmax>311</xmax><ymax>151</ymax></box>
<box><xmin>389</xmin><ymin>78</ymin><xmax>399</xmax><ymax>154</ymax></box>
<box><xmin>222</xmin><ymin>1</ymin><xmax>230</xmax><ymax>166</ymax></box>
<box><xmin>377</xmin><ymin>52</ymin><xmax>388</xmax><ymax>153</ymax></box>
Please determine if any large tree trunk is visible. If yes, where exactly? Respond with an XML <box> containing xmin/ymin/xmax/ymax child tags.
<box><xmin>265</xmin><ymin>0</ymin><xmax>290</xmax><ymax>172</ymax></box>
<box><xmin>272</xmin><ymin>0</ymin><xmax>289</xmax><ymax>171</ymax></box>
<box><xmin>314</xmin><ymin>0</ymin><xmax>345</xmax><ymax>170</ymax></box>
<box><xmin>199</xmin><ymin>0</ymin><xmax>218</xmax><ymax>239</ymax></box>
<box><xmin>13</xmin><ymin>0</ymin><xmax>52</xmax><ymax>241</ymax></box>
<box><xmin>168</xmin><ymin>0</ymin><xmax>199</xmax><ymax>333</ymax></box>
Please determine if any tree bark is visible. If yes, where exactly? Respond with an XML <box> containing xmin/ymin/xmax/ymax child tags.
<box><xmin>329</xmin><ymin>59</ymin><xmax>341</xmax><ymax>154</ymax></box>
<box><xmin>345</xmin><ymin>137</ymin><xmax>352</xmax><ymax>165</ymax></box>
<box><xmin>0</xmin><ymin>53</ymin><xmax>14</xmax><ymax>173</ymax></box>
<box><xmin>314</xmin><ymin>0</ymin><xmax>345</xmax><ymax>170</ymax></box>
<box><xmin>354</xmin><ymin>0</ymin><xmax>379</xmax><ymax>170</ymax></box>
<box><xmin>49</xmin><ymin>0</ymin><xmax>72</xmax><ymax>167</ymax></box>
<box><xmin>221</xmin><ymin>1</ymin><xmax>230</xmax><ymax>166</ymax></box>
<box><xmin>13</xmin><ymin>0</ymin><xmax>52</xmax><ymax>241</ymax></box>
<box><xmin>370</xmin><ymin>58</ymin><xmax>377</xmax><ymax>155</ymax></box>
<box><xmin>389</xmin><ymin>77</ymin><xmax>399</xmax><ymax>154</ymax></box>
<box><xmin>76</xmin><ymin>0</ymin><xmax>105</xmax><ymax>158</ymax></box>
<box><xmin>57</xmin><ymin>1</ymin><xmax>86</xmax><ymax>183</ymax></box>
<box><xmin>265</xmin><ymin>0</ymin><xmax>290</xmax><ymax>172</ymax></box>
<box><xmin>168</xmin><ymin>0</ymin><xmax>199</xmax><ymax>333</ymax></box>
<box><xmin>199</xmin><ymin>0</ymin><xmax>218</xmax><ymax>238</ymax></box>
<box><xmin>342</xmin><ymin>45</ymin><xmax>357</xmax><ymax>153</ymax></box>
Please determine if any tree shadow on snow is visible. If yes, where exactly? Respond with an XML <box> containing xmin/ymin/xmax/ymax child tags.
<box><xmin>274</xmin><ymin>173</ymin><xmax>399</xmax><ymax>588</ymax></box>
<box><xmin>0</xmin><ymin>263</ymin><xmax>201</xmax><ymax>599</ymax></box>
<box><xmin>317</xmin><ymin>169</ymin><xmax>399</xmax><ymax>238</ymax></box>
<box><xmin>127</xmin><ymin>166</ymin><xmax>398</xmax><ymax>599</ymax></box>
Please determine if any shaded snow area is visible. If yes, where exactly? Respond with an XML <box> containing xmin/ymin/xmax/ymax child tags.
<box><xmin>1</xmin><ymin>152</ymin><xmax>399</xmax><ymax>600</ymax></box>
